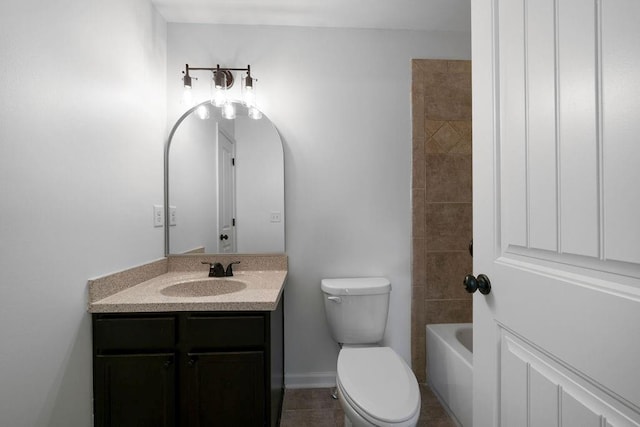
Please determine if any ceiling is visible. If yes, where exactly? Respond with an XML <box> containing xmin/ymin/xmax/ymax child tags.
<box><xmin>151</xmin><ymin>0</ymin><xmax>471</xmax><ymax>32</ymax></box>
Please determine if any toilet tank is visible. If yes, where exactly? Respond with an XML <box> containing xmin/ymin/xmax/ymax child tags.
<box><xmin>321</xmin><ymin>277</ymin><xmax>391</xmax><ymax>345</ymax></box>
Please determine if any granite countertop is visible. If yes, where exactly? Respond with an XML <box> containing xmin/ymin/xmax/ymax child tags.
<box><xmin>87</xmin><ymin>255</ymin><xmax>288</xmax><ymax>313</ymax></box>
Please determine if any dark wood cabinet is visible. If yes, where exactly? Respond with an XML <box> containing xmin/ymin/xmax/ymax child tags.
<box><xmin>94</xmin><ymin>353</ymin><xmax>176</xmax><ymax>427</ymax></box>
<box><xmin>185</xmin><ymin>351</ymin><xmax>264</xmax><ymax>426</ymax></box>
<box><xmin>92</xmin><ymin>300</ymin><xmax>284</xmax><ymax>427</ymax></box>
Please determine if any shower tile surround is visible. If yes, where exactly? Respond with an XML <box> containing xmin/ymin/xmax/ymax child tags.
<box><xmin>411</xmin><ymin>59</ymin><xmax>473</xmax><ymax>384</ymax></box>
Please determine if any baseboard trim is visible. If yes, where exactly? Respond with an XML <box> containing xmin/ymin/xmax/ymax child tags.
<box><xmin>285</xmin><ymin>372</ymin><xmax>337</xmax><ymax>389</ymax></box>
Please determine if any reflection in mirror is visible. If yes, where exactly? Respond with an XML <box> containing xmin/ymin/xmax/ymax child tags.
<box><xmin>164</xmin><ymin>101</ymin><xmax>285</xmax><ymax>255</ymax></box>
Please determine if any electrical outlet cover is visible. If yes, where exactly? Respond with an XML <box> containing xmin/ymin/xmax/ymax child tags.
<box><xmin>270</xmin><ymin>211</ymin><xmax>282</xmax><ymax>223</ymax></box>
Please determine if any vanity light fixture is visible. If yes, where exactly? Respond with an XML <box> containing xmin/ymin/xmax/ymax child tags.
<box><xmin>211</xmin><ymin>65</ymin><xmax>230</xmax><ymax>107</ymax></box>
<box><xmin>181</xmin><ymin>63</ymin><xmax>263</xmax><ymax>119</ymax></box>
<box><xmin>181</xmin><ymin>69</ymin><xmax>194</xmax><ymax>107</ymax></box>
<box><xmin>242</xmin><ymin>71</ymin><xmax>255</xmax><ymax>107</ymax></box>
<box><xmin>242</xmin><ymin>69</ymin><xmax>263</xmax><ymax>119</ymax></box>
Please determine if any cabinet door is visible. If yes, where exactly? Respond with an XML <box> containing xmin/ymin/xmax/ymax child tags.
<box><xmin>94</xmin><ymin>354</ymin><xmax>175</xmax><ymax>427</ymax></box>
<box><xmin>186</xmin><ymin>351</ymin><xmax>265</xmax><ymax>427</ymax></box>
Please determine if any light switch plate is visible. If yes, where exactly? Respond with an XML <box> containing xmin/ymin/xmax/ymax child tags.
<box><xmin>153</xmin><ymin>205</ymin><xmax>163</xmax><ymax>227</ymax></box>
<box><xmin>169</xmin><ymin>206</ymin><xmax>177</xmax><ymax>226</ymax></box>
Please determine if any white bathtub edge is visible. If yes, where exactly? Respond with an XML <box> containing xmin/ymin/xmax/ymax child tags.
<box><xmin>426</xmin><ymin>323</ymin><xmax>473</xmax><ymax>427</ymax></box>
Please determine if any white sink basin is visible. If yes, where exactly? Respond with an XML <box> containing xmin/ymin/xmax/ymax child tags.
<box><xmin>161</xmin><ymin>279</ymin><xmax>247</xmax><ymax>297</ymax></box>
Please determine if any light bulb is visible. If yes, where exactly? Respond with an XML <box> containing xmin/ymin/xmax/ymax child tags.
<box><xmin>222</xmin><ymin>102</ymin><xmax>236</xmax><ymax>120</ymax></box>
<box><xmin>182</xmin><ymin>86</ymin><xmax>194</xmax><ymax>107</ymax></box>
<box><xmin>212</xmin><ymin>85</ymin><xmax>226</xmax><ymax>107</ymax></box>
<box><xmin>196</xmin><ymin>104</ymin><xmax>210</xmax><ymax>120</ymax></box>
<box><xmin>211</xmin><ymin>70</ymin><xmax>228</xmax><ymax>107</ymax></box>
<box><xmin>182</xmin><ymin>70</ymin><xmax>194</xmax><ymax>107</ymax></box>
<box><xmin>248</xmin><ymin>106</ymin><xmax>263</xmax><ymax>120</ymax></box>
<box><xmin>242</xmin><ymin>75</ymin><xmax>256</xmax><ymax>107</ymax></box>
<box><xmin>243</xmin><ymin>87</ymin><xmax>256</xmax><ymax>107</ymax></box>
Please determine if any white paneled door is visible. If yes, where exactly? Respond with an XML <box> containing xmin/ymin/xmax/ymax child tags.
<box><xmin>217</xmin><ymin>128</ymin><xmax>236</xmax><ymax>253</ymax></box>
<box><xmin>472</xmin><ymin>0</ymin><xmax>640</xmax><ymax>426</ymax></box>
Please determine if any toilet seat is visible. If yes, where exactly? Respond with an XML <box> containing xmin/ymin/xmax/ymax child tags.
<box><xmin>337</xmin><ymin>347</ymin><xmax>420</xmax><ymax>426</ymax></box>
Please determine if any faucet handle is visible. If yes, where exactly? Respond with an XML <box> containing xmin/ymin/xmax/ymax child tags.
<box><xmin>225</xmin><ymin>261</ymin><xmax>241</xmax><ymax>277</ymax></box>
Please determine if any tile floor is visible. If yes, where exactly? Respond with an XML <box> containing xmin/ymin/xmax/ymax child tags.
<box><xmin>280</xmin><ymin>384</ymin><xmax>457</xmax><ymax>427</ymax></box>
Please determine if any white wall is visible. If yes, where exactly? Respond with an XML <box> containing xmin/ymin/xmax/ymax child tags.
<box><xmin>167</xmin><ymin>24</ymin><xmax>470</xmax><ymax>386</ymax></box>
<box><xmin>0</xmin><ymin>1</ymin><xmax>166</xmax><ymax>425</ymax></box>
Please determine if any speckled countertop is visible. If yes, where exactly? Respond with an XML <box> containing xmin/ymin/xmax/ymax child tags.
<box><xmin>87</xmin><ymin>254</ymin><xmax>287</xmax><ymax>313</ymax></box>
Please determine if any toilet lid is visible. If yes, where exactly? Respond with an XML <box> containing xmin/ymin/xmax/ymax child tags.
<box><xmin>337</xmin><ymin>347</ymin><xmax>420</xmax><ymax>423</ymax></box>
<box><xmin>321</xmin><ymin>277</ymin><xmax>391</xmax><ymax>296</ymax></box>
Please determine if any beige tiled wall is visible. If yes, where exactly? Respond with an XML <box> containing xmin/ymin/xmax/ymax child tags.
<box><xmin>411</xmin><ymin>59</ymin><xmax>473</xmax><ymax>383</ymax></box>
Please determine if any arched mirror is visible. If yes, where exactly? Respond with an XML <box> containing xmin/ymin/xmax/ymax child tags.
<box><xmin>164</xmin><ymin>101</ymin><xmax>284</xmax><ymax>255</ymax></box>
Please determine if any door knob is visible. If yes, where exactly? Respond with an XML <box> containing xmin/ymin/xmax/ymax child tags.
<box><xmin>463</xmin><ymin>274</ymin><xmax>491</xmax><ymax>295</ymax></box>
<box><xmin>219</xmin><ymin>234</ymin><xmax>229</xmax><ymax>241</ymax></box>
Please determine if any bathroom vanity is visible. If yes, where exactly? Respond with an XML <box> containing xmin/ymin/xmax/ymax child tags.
<box><xmin>88</xmin><ymin>255</ymin><xmax>287</xmax><ymax>427</ymax></box>
<box><xmin>87</xmin><ymin>98</ymin><xmax>288</xmax><ymax>426</ymax></box>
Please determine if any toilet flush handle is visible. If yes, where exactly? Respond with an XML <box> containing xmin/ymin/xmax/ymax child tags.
<box><xmin>327</xmin><ymin>296</ymin><xmax>342</xmax><ymax>303</ymax></box>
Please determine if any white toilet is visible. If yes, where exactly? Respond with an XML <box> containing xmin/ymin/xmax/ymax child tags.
<box><xmin>322</xmin><ymin>277</ymin><xmax>421</xmax><ymax>427</ymax></box>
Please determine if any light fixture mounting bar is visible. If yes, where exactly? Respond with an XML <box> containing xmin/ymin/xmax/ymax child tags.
<box><xmin>184</xmin><ymin>64</ymin><xmax>251</xmax><ymax>73</ymax></box>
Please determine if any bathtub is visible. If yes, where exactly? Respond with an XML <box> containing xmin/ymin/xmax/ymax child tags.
<box><xmin>426</xmin><ymin>323</ymin><xmax>473</xmax><ymax>427</ymax></box>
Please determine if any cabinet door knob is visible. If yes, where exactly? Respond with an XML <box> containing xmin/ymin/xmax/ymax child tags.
<box><xmin>164</xmin><ymin>359</ymin><xmax>173</xmax><ymax>369</ymax></box>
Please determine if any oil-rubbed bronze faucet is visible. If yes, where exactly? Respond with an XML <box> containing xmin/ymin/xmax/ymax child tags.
<box><xmin>201</xmin><ymin>261</ymin><xmax>241</xmax><ymax>277</ymax></box>
<box><xmin>202</xmin><ymin>261</ymin><xmax>225</xmax><ymax>277</ymax></box>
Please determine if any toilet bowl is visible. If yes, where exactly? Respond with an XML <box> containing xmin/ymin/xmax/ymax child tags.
<box><xmin>336</xmin><ymin>347</ymin><xmax>421</xmax><ymax>427</ymax></box>
<box><xmin>321</xmin><ymin>277</ymin><xmax>421</xmax><ymax>427</ymax></box>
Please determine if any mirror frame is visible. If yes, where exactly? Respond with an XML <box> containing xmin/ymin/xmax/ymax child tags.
<box><xmin>163</xmin><ymin>100</ymin><xmax>284</xmax><ymax>256</ymax></box>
